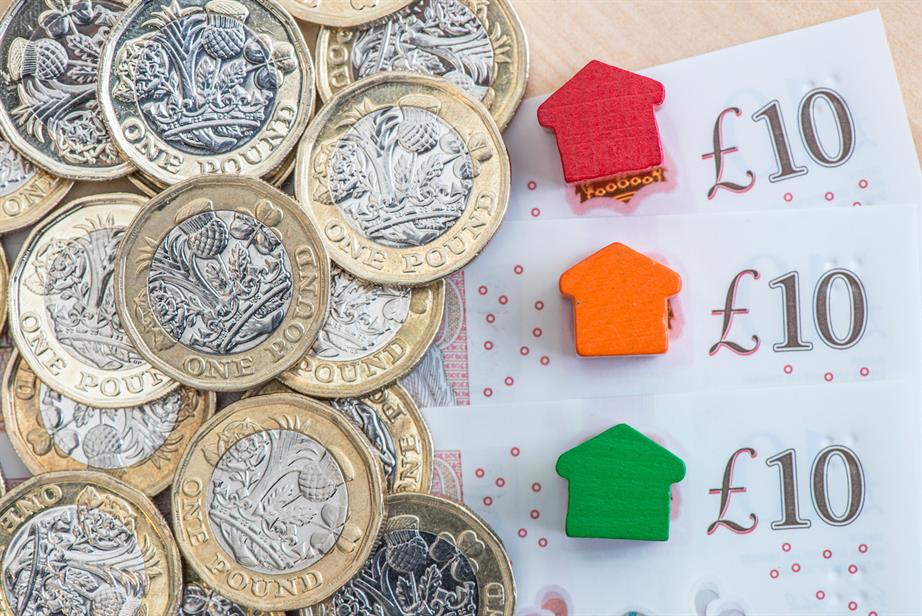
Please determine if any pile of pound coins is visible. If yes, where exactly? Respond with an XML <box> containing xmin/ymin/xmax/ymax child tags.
<box><xmin>0</xmin><ymin>0</ymin><xmax>528</xmax><ymax>613</ymax></box>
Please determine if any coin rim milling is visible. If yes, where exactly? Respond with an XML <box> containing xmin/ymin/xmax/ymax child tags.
<box><xmin>277</xmin><ymin>0</ymin><xmax>414</xmax><ymax>28</ymax></box>
<box><xmin>113</xmin><ymin>175</ymin><xmax>331</xmax><ymax>391</ymax></box>
<box><xmin>299</xmin><ymin>492</ymin><xmax>517</xmax><ymax>616</ymax></box>
<box><xmin>296</xmin><ymin>72</ymin><xmax>510</xmax><ymax>286</ymax></box>
<box><xmin>8</xmin><ymin>192</ymin><xmax>181</xmax><ymax>408</ymax></box>
<box><xmin>279</xmin><ymin>276</ymin><xmax>445</xmax><ymax>398</ymax></box>
<box><xmin>171</xmin><ymin>392</ymin><xmax>386</xmax><ymax>610</ymax></box>
<box><xmin>315</xmin><ymin>0</ymin><xmax>530</xmax><ymax>131</ymax></box>
<box><xmin>2</xmin><ymin>349</ymin><xmax>216</xmax><ymax>496</ymax></box>
<box><xmin>244</xmin><ymin>381</ymin><xmax>434</xmax><ymax>494</ymax></box>
<box><xmin>0</xmin><ymin>470</ymin><xmax>184</xmax><ymax>615</ymax></box>
<box><xmin>97</xmin><ymin>0</ymin><xmax>315</xmax><ymax>185</ymax></box>
<box><xmin>0</xmin><ymin>0</ymin><xmax>134</xmax><ymax>181</ymax></box>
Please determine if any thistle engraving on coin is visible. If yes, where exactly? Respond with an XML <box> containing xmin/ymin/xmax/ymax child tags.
<box><xmin>148</xmin><ymin>204</ymin><xmax>293</xmax><ymax>355</ymax></box>
<box><xmin>326</xmin><ymin>105</ymin><xmax>476</xmax><ymax>248</ymax></box>
<box><xmin>208</xmin><ymin>428</ymin><xmax>348</xmax><ymax>574</ymax></box>
<box><xmin>0</xmin><ymin>0</ymin><xmax>129</xmax><ymax>178</ymax></box>
<box><xmin>111</xmin><ymin>0</ymin><xmax>294</xmax><ymax>155</ymax></box>
<box><xmin>314</xmin><ymin>266</ymin><xmax>411</xmax><ymax>360</ymax></box>
<box><xmin>333</xmin><ymin>519</ymin><xmax>479</xmax><ymax>614</ymax></box>
<box><xmin>1</xmin><ymin>486</ymin><xmax>160</xmax><ymax>615</ymax></box>
<box><xmin>354</xmin><ymin>0</ymin><xmax>495</xmax><ymax>100</ymax></box>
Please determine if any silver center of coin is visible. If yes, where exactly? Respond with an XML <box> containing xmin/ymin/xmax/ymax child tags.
<box><xmin>208</xmin><ymin>429</ymin><xmax>348</xmax><ymax>574</ymax></box>
<box><xmin>352</xmin><ymin>0</ymin><xmax>494</xmax><ymax>101</ymax></box>
<box><xmin>331</xmin><ymin>398</ymin><xmax>398</xmax><ymax>488</ymax></box>
<box><xmin>5</xmin><ymin>0</ymin><xmax>124</xmax><ymax>166</ymax></box>
<box><xmin>328</xmin><ymin>105</ymin><xmax>474</xmax><ymax>248</ymax></box>
<box><xmin>178</xmin><ymin>582</ymin><xmax>250</xmax><ymax>616</ymax></box>
<box><xmin>312</xmin><ymin>266</ymin><xmax>411</xmax><ymax>361</ymax></box>
<box><xmin>332</xmin><ymin>521</ymin><xmax>479</xmax><ymax>612</ymax></box>
<box><xmin>148</xmin><ymin>210</ymin><xmax>294</xmax><ymax>355</ymax></box>
<box><xmin>0</xmin><ymin>140</ymin><xmax>35</xmax><ymax>197</ymax></box>
<box><xmin>112</xmin><ymin>0</ymin><xmax>297</xmax><ymax>156</ymax></box>
<box><xmin>38</xmin><ymin>386</ymin><xmax>182</xmax><ymax>469</ymax></box>
<box><xmin>29</xmin><ymin>224</ymin><xmax>143</xmax><ymax>370</ymax></box>
<box><xmin>2</xmin><ymin>503</ymin><xmax>148</xmax><ymax>615</ymax></box>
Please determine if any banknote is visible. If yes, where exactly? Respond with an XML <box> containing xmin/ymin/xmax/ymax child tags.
<box><xmin>425</xmin><ymin>379</ymin><xmax>921</xmax><ymax>615</ymax></box>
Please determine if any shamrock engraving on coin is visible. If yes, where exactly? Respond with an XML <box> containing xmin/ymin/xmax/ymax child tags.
<box><xmin>317</xmin><ymin>0</ymin><xmax>529</xmax><ymax>130</ymax></box>
<box><xmin>9</xmin><ymin>193</ymin><xmax>179</xmax><ymax>408</ymax></box>
<box><xmin>3</xmin><ymin>350</ymin><xmax>215</xmax><ymax>496</ymax></box>
<box><xmin>178</xmin><ymin>580</ymin><xmax>285</xmax><ymax>616</ymax></box>
<box><xmin>0</xmin><ymin>136</ymin><xmax>72</xmax><ymax>234</ymax></box>
<box><xmin>278</xmin><ymin>265</ymin><xmax>444</xmax><ymax>397</ymax></box>
<box><xmin>247</xmin><ymin>380</ymin><xmax>433</xmax><ymax>493</ymax></box>
<box><xmin>301</xmin><ymin>493</ymin><xmax>516</xmax><ymax>616</ymax></box>
<box><xmin>279</xmin><ymin>0</ymin><xmax>413</xmax><ymax>28</ymax></box>
<box><xmin>0</xmin><ymin>0</ymin><xmax>131</xmax><ymax>180</ymax></box>
<box><xmin>297</xmin><ymin>72</ymin><xmax>509</xmax><ymax>285</ymax></box>
<box><xmin>172</xmin><ymin>393</ymin><xmax>385</xmax><ymax>609</ymax></box>
<box><xmin>115</xmin><ymin>176</ymin><xmax>330</xmax><ymax>391</ymax></box>
<box><xmin>99</xmin><ymin>0</ymin><xmax>314</xmax><ymax>185</ymax></box>
<box><xmin>0</xmin><ymin>471</ymin><xmax>182</xmax><ymax>616</ymax></box>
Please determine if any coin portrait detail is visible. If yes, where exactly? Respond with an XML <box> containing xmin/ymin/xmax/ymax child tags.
<box><xmin>172</xmin><ymin>393</ymin><xmax>385</xmax><ymax>609</ymax></box>
<box><xmin>2</xmin><ymin>350</ymin><xmax>215</xmax><ymax>496</ymax></box>
<box><xmin>278</xmin><ymin>0</ymin><xmax>413</xmax><ymax>28</ymax></box>
<box><xmin>279</xmin><ymin>265</ymin><xmax>444</xmax><ymax>397</ymax></box>
<box><xmin>0</xmin><ymin>471</ymin><xmax>183</xmax><ymax>615</ymax></box>
<box><xmin>99</xmin><ymin>0</ymin><xmax>314</xmax><ymax>184</ymax></box>
<box><xmin>0</xmin><ymin>136</ymin><xmax>71</xmax><ymax>234</ymax></box>
<box><xmin>317</xmin><ymin>0</ymin><xmax>529</xmax><ymax>130</ymax></box>
<box><xmin>297</xmin><ymin>73</ymin><xmax>510</xmax><ymax>285</ymax></box>
<box><xmin>8</xmin><ymin>194</ymin><xmax>179</xmax><ymax>408</ymax></box>
<box><xmin>0</xmin><ymin>0</ymin><xmax>131</xmax><ymax>180</ymax></box>
<box><xmin>114</xmin><ymin>176</ymin><xmax>330</xmax><ymax>391</ymax></box>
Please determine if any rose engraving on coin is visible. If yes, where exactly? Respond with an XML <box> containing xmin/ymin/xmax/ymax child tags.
<box><xmin>354</xmin><ymin>0</ymin><xmax>493</xmax><ymax>99</ymax></box>
<box><xmin>334</xmin><ymin>520</ymin><xmax>478</xmax><ymax>613</ymax></box>
<box><xmin>0</xmin><ymin>0</ymin><xmax>129</xmax><ymax>179</ymax></box>
<box><xmin>2</xmin><ymin>487</ymin><xmax>157</xmax><ymax>614</ymax></box>
<box><xmin>328</xmin><ymin>106</ymin><xmax>474</xmax><ymax>248</ymax></box>
<box><xmin>179</xmin><ymin>580</ymin><xmax>283</xmax><ymax>616</ymax></box>
<box><xmin>111</xmin><ymin>0</ymin><xmax>294</xmax><ymax>156</ymax></box>
<box><xmin>149</xmin><ymin>208</ymin><xmax>293</xmax><ymax>354</ymax></box>
<box><xmin>314</xmin><ymin>266</ymin><xmax>411</xmax><ymax>360</ymax></box>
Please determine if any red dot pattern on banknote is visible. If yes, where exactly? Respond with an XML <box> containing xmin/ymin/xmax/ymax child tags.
<box><xmin>771</xmin><ymin>541</ymin><xmax>873</xmax><ymax>613</ymax></box>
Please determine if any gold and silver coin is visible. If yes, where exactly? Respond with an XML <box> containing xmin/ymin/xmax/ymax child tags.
<box><xmin>172</xmin><ymin>393</ymin><xmax>385</xmax><ymax>609</ymax></box>
<box><xmin>114</xmin><ymin>176</ymin><xmax>330</xmax><ymax>391</ymax></box>
<box><xmin>0</xmin><ymin>471</ymin><xmax>183</xmax><ymax>615</ymax></box>
<box><xmin>279</xmin><ymin>0</ymin><xmax>413</xmax><ymax>28</ymax></box>
<box><xmin>178</xmin><ymin>580</ymin><xmax>284</xmax><ymax>616</ymax></box>
<box><xmin>98</xmin><ymin>0</ymin><xmax>314</xmax><ymax>185</ymax></box>
<box><xmin>316</xmin><ymin>0</ymin><xmax>529</xmax><ymax>130</ymax></box>
<box><xmin>297</xmin><ymin>72</ymin><xmax>510</xmax><ymax>285</ymax></box>
<box><xmin>9</xmin><ymin>193</ymin><xmax>179</xmax><ymax>408</ymax></box>
<box><xmin>0</xmin><ymin>0</ymin><xmax>132</xmax><ymax>180</ymax></box>
<box><xmin>247</xmin><ymin>380</ymin><xmax>434</xmax><ymax>493</ymax></box>
<box><xmin>279</xmin><ymin>265</ymin><xmax>444</xmax><ymax>397</ymax></box>
<box><xmin>2</xmin><ymin>349</ymin><xmax>215</xmax><ymax>496</ymax></box>
<box><xmin>301</xmin><ymin>493</ymin><xmax>516</xmax><ymax>616</ymax></box>
<box><xmin>0</xmin><ymin>244</ymin><xmax>7</xmax><ymax>336</ymax></box>
<box><xmin>0</xmin><ymin>136</ymin><xmax>72</xmax><ymax>235</ymax></box>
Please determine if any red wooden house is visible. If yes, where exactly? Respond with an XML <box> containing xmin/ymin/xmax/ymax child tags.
<box><xmin>538</xmin><ymin>61</ymin><xmax>666</xmax><ymax>184</ymax></box>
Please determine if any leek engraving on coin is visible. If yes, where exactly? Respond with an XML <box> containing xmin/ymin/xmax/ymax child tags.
<box><xmin>26</xmin><ymin>221</ymin><xmax>142</xmax><ymax>370</ymax></box>
<box><xmin>1</xmin><ymin>487</ymin><xmax>160</xmax><ymax>615</ymax></box>
<box><xmin>332</xmin><ymin>519</ymin><xmax>479</xmax><ymax>614</ymax></box>
<box><xmin>353</xmin><ymin>0</ymin><xmax>494</xmax><ymax>100</ymax></box>
<box><xmin>37</xmin><ymin>386</ymin><xmax>182</xmax><ymax>468</ymax></box>
<box><xmin>327</xmin><ymin>105</ymin><xmax>475</xmax><ymax>248</ymax></box>
<box><xmin>313</xmin><ymin>267</ymin><xmax>411</xmax><ymax>361</ymax></box>
<box><xmin>6</xmin><ymin>0</ymin><xmax>123</xmax><ymax>167</ymax></box>
<box><xmin>111</xmin><ymin>0</ymin><xmax>297</xmax><ymax>156</ymax></box>
<box><xmin>208</xmin><ymin>429</ymin><xmax>348</xmax><ymax>574</ymax></box>
<box><xmin>149</xmin><ymin>208</ymin><xmax>293</xmax><ymax>354</ymax></box>
<box><xmin>0</xmin><ymin>140</ymin><xmax>34</xmax><ymax>196</ymax></box>
<box><xmin>331</xmin><ymin>398</ymin><xmax>397</xmax><ymax>487</ymax></box>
